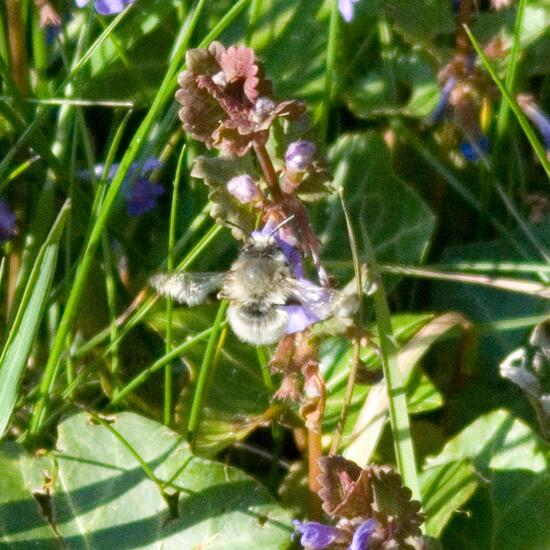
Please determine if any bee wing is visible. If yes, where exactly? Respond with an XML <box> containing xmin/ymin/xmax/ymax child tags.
<box><xmin>286</xmin><ymin>279</ymin><xmax>342</xmax><ymax>321</ymax></box>
<box><xmin>149</xmin><ymin>272</ymin><xmax>226</xmax><ymax>306</ymax></box>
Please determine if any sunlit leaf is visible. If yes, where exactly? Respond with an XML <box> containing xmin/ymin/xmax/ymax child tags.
<box><xmin>0</xmin><ymin>412</ymin><xmax>292</xmax><ymax>549</ymax></box>
<box><xmin>427</xmin><ymin>409</ymin><xmax>550</xmax><ymax>550</ymax></box>
<box><xmin>420</xmin><ymin>459</ymin><xmax>479</xmax><ymax>538</ymax></box>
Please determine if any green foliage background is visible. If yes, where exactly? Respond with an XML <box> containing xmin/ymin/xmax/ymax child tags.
<box><xmin>0</xmin><ymin>0</ymin><xmax>549</xmax><ymax>548</ymax></box>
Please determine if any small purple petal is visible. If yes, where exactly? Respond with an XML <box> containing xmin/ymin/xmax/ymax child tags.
<box><xmin>227</xmin><ymin>175</ymin><xmax>261</xmax><ymax>204</ymax></box>
<box><xmin>349</xmin><ymin>519</ymin><xmax>379</xmax><ymax>550</ymax></box>
<box><xmin>93</xmin><ymin>162</ymin><xmax>119</xmax><ymax>180</ymax></box>
<box><xmin>427</xmin><ymin>76</ymin><xmax>456</xmax><ymax>124</ymax></box>
<box><xmin>253</xmin><ymin>97</ymin><xmax>276</xmax><ymax>121</ymax></box>
<box><xmin>94</xmin><ymin>0</ymin><xmax>132</xmax><ymax>15</ymax></box>
<box><xmin>255</xmin><ymin>219</ymin><xmax>304</xmax><ymax>277</ymax></box>
<box><xmin>277</xmin><ymin>237</ymin><xmax>304</xmax><ymax>278</ymax></box>
<box><xmin>285</xmin><ymin>305</ymin><xmax>321</xmax><ymax>334</ymax></box>
<box><xmin>126</xmin><ymin>178</ymin><xmax>164</xmax><ymax>217</ymax></box>
<box><xmin>75</xmin><ymin>0</ymin><xmax>89</xmax><ymax>7</ymax></box>
<box><xmin>460</xmin><ymin>134</ymin><xmax>489</xmax><ymax>162</ymax></box>
<box><xmin>0</xmin><ymin>201</ymin><xmax>17</xmax><ymax>243</ymax></box>
<box><xmin>45</xmin><ymin>23</ymin><xmax>61</xmax><ymax>44</ymax></box>
<box><xmin>285</xmin><ymin>140</ymin><xmax>316</xmax><ymax>173</ymax></box>
<box><xmin>293</xmin><ymin>521</ymin><xmax>342</xmax><ymax>550</ymax></box>
<box><xmin>338</xmin><ymin>0</ymin><xmax>356</xmax><ymax>22</ymax></box>
<box><xmin>141</xmin><ymin>157</ymin><xmax>163</xmax><ymax>174</ymax></box>
<box><xmin>519</xmin><ymin>97</ymin><xmax>550</xmax><ymax>151</ymax></box>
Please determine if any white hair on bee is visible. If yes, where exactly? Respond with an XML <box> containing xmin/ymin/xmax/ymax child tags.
<box><xmin>227</xmin><ymin>304</ymin><xmax>288</xmax><ymax>345</ymax></box>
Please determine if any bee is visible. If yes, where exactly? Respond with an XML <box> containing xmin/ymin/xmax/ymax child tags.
<box><xmin>150</xmin><ymin>224</ymin><xmax>358</xmax><ymax>345</ymax></box>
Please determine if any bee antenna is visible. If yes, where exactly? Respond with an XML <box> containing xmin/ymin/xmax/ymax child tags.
<box><xmin>269</xmin><ymin>215</ymin><xmax>295</xmax><ymax>238</ymax></box>
<box><xmin>224</xmin><ymin>220</ymin><xmax>246</xmax><ymax>234</ymax></box>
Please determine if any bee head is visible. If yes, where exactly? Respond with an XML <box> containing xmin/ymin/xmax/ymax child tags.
<box><xmin>242</xmin><ymin>231</ymin><xmax>285</xmax><ymax>261</ymax></box>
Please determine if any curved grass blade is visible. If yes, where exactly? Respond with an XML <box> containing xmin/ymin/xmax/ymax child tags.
<box><xmin>338</xmin><ymin>186</ymin><xmax>422</xmax><ymax>505</ymax></box>
<box><xmin>464</xmin><ymin>25</ymin><xmax>550</xmax><ymax>180</ymax></box>
<box><xmin>0</xmin><ymin>200</ymin><xmax>70</xmax><ymax>439</ymax></box>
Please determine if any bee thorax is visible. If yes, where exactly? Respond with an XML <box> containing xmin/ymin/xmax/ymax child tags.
<box><xmin>223</xmin><ymin>255</ymin><xmax>290</xmax><ymax>304</ymax></box>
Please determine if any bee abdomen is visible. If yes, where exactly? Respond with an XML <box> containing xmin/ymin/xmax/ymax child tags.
<box><xmin>227</xmin><ymin>304</ymin><xmax>287</xmax><ymax>345</ymax></box>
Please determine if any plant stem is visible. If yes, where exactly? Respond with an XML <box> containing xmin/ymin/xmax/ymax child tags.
<box><xmin>329</xmin><ymin>189</ymin><xmax>364</xmax><ymax>454</ymax></box>
<box><xmin>164</xmin><ymin>145</ymin><xmax>186</xmax><ymax>425</ymax></box>
<box><xmin>253</xmin><ymin>142</ymin><xmax>284</xmax><ymax>203</ymax></box>
<box><xmin>187</xmin><ymin>302</ymin><xmax>228</xmax><ymax>448</ymax></box>
<box><xmin>307</xmin><ymin>428</ymin><xmax>323</xmax><ymax>520</ymax></box>
<box><xmin>6</xmin><ymin>0</ymin><xmax>29</xmax><ymax>95</ymax></box>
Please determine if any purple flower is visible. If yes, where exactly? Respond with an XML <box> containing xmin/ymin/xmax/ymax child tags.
<box><xmin>126</xmin><ymin>177</ymin><xmax>164</xmax><ymax>217</ymax></box>
<box><xmin>293</xmin><ymin>521</ymin><xmax>346</xmax><ymax>549</ymax></box>
<box><xmin>226</xmin><ymin>174</ymin><xmax>261</xmax><ymax>204</ymax></box>
<box><xmin>427</xmin><ymin>76</ymin><xmax>456</xmax><ymax>124</ymax></box>
<box><xmin>518</xmin><ymin>95</ymin><xmax>550</xmax><ymax>152</ymax></box>
<box><xmin>92</xmin><ymin>157</ymin><xmax>164</xmax><ymax>217</ymax></box>
<box><xmin>285</xmin><ymin>140</ymin><xmax>316</xmax><ymax>173</ymax></box>
<box><xmin>349</xmin><ymin>519</ymin><xmax>379</xmax><ymax>550</ymax></box>
<box><xmin>338</xmin><ymin>0</ymin><xmax>362</xmax><ymax>22</ymax></box>
<box><xmin>75</xmin><ymin>0</ymin><xmax>133</xmax><ymax>15</ymax></box>
<box><xmin>284</xmin><ymin>279</ymin><xmax>335</xmax><ymax>333</ymax></box>
<box><xmin>459</xmin><ymin>134</ymin><xmax>489</xmax><ymax>162</ymax></box>
<box><xmin>0</xmin><ymin>201</ymin><xmax>16</xmax><ymax>244</ymax></box>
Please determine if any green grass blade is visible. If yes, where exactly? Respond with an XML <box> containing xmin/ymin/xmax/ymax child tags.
<box><xmin>187</xmin><ymin>301</ymin><xmax>228</xmax><ymax>447</ymax></box>
<box><xmin>26</xmin><ymin>3</ymin><xmax>205</xmax><ymax>437</ymax></box>
<box><xmin>0</xmin><ymin>200</ymin><xmax>70</xmax><ymax>439</ymax></box>
<box><xmin>163</xmin><ymin>144</ymin><xmax>187</xmax><ymax>425</ymax></box>
<box><xmin>319</xmin><ymin>0</ymin><xmax>339</xmax><ymax>140</ymax></box>
<box><xmin>108</xmin><ymin>321</ymin><xmax>228</xmax><ymax>406</ymax></box>
<box><xmin>340</xmin><ymin>187</ymin><xmax>422</xmax><ymax>504</ymax></box>
<box><xmin>464</xmin><ymin>25</ymin><xmax>550</xmax><ymax>179</ymax></box>
<box><xmin>495</xmin><ymin>0</ymin><xmax>527</xmax><ymax>139</ymax></box>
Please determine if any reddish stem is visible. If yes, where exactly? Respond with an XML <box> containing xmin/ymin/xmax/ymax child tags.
<box><xmin>253</xmin><ymin>142</ymin><xmax>284</xmax><ymax>204</ymax></box>
<box><xmin>6</xmin><ymin>0</ymin><xmax>30</xmax><ymax>96</ymax></box>
<box><xmin>456</xmin><ymin>0</ymin><xmax>472</xmax><ymax>57</ymax></box>
<box><xmin>307</xmin><ymin>427</ymin><xmax>323</xmax><ymax>520</ymax></box>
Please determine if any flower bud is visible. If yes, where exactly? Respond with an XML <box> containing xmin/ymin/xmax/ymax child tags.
<box><xmin>252</xmin><ymin>97</ymin><xmax>276</xmax><ymax>122</ymax></box>
<box><xmin>285</xmin><ymin>140</ymin><xmax>316</xmax><ymax>173</ymax></box>
<box><xmin>226</xmin><ymin>175</ymin><xmax>261</xmax><ymax>204</ymax></box>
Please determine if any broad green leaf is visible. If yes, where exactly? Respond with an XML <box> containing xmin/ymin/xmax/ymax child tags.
<box><xmin>472</xmin><ymin>1</ymin><xmax>550</xmax><ymax>50</ymax></box>
<box><xmin>2</xmin><ymin>412</ymin><xmax>292</xmax><ymax>549</ymax></box>
<box><xmin>429</xmin><ymin>409</ymin><xmax>550</xmax><ymax>550</ymax></box>
<box><xmin>427</xmin><ymin>408</ymin><xmax>547</xmax><ymax>472</ymax></box>
<box><xmin>382</xmin><ymin>0</ymin><xmax>455</xmax><ymax>54</ymax></box>
<box><xmin>191</xmin><ymin>155</ymin><xmax>260</xmax><ymax>240</ymax></box>
<box><xmin>77</xmin><ymin>0</ymin><xmax>181</xmax><ymax>102</ymax></box>
<box><xmin>321</xmin><ymin>132</ymin><xmax>435</xmax><ymax>270</ymax></box>
<box><xmin>0</xmin><ymin>442</ymin><xmax>57</xmax><ymax>548</ymax></box>
<box><xmin>407</xmin><ymin>369</ymin><xmax>443</xmax><ymax>414</ymax></box>
<box><xmin>431</xmin><ymin>223</ymin><xmax>550</xmax><ymax>425</ymax></box>
<box><xmin>344</xmin><ymin>51</ymin><xmax>439</xmax><ymax>119</ymax></box>
<box><xmin>253</xmin><ymin>0</ymin><xmax>329</xmax><ymax>107</ymax></box>
<box><xmin>0</xmin><ymin>202</ymin><xmax>70</xmax><ymax>438</ymax></box>
<box><xmin>420</xmin><ymin>459</ymin><xmax>479</xmax><ymax>538</ymax></box>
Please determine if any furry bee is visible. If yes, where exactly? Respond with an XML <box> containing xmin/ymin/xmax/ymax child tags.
<box><xmin>150</xmin><ymin>229</ymin><xmax>358</xmax><ymax>345</ymax></box>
